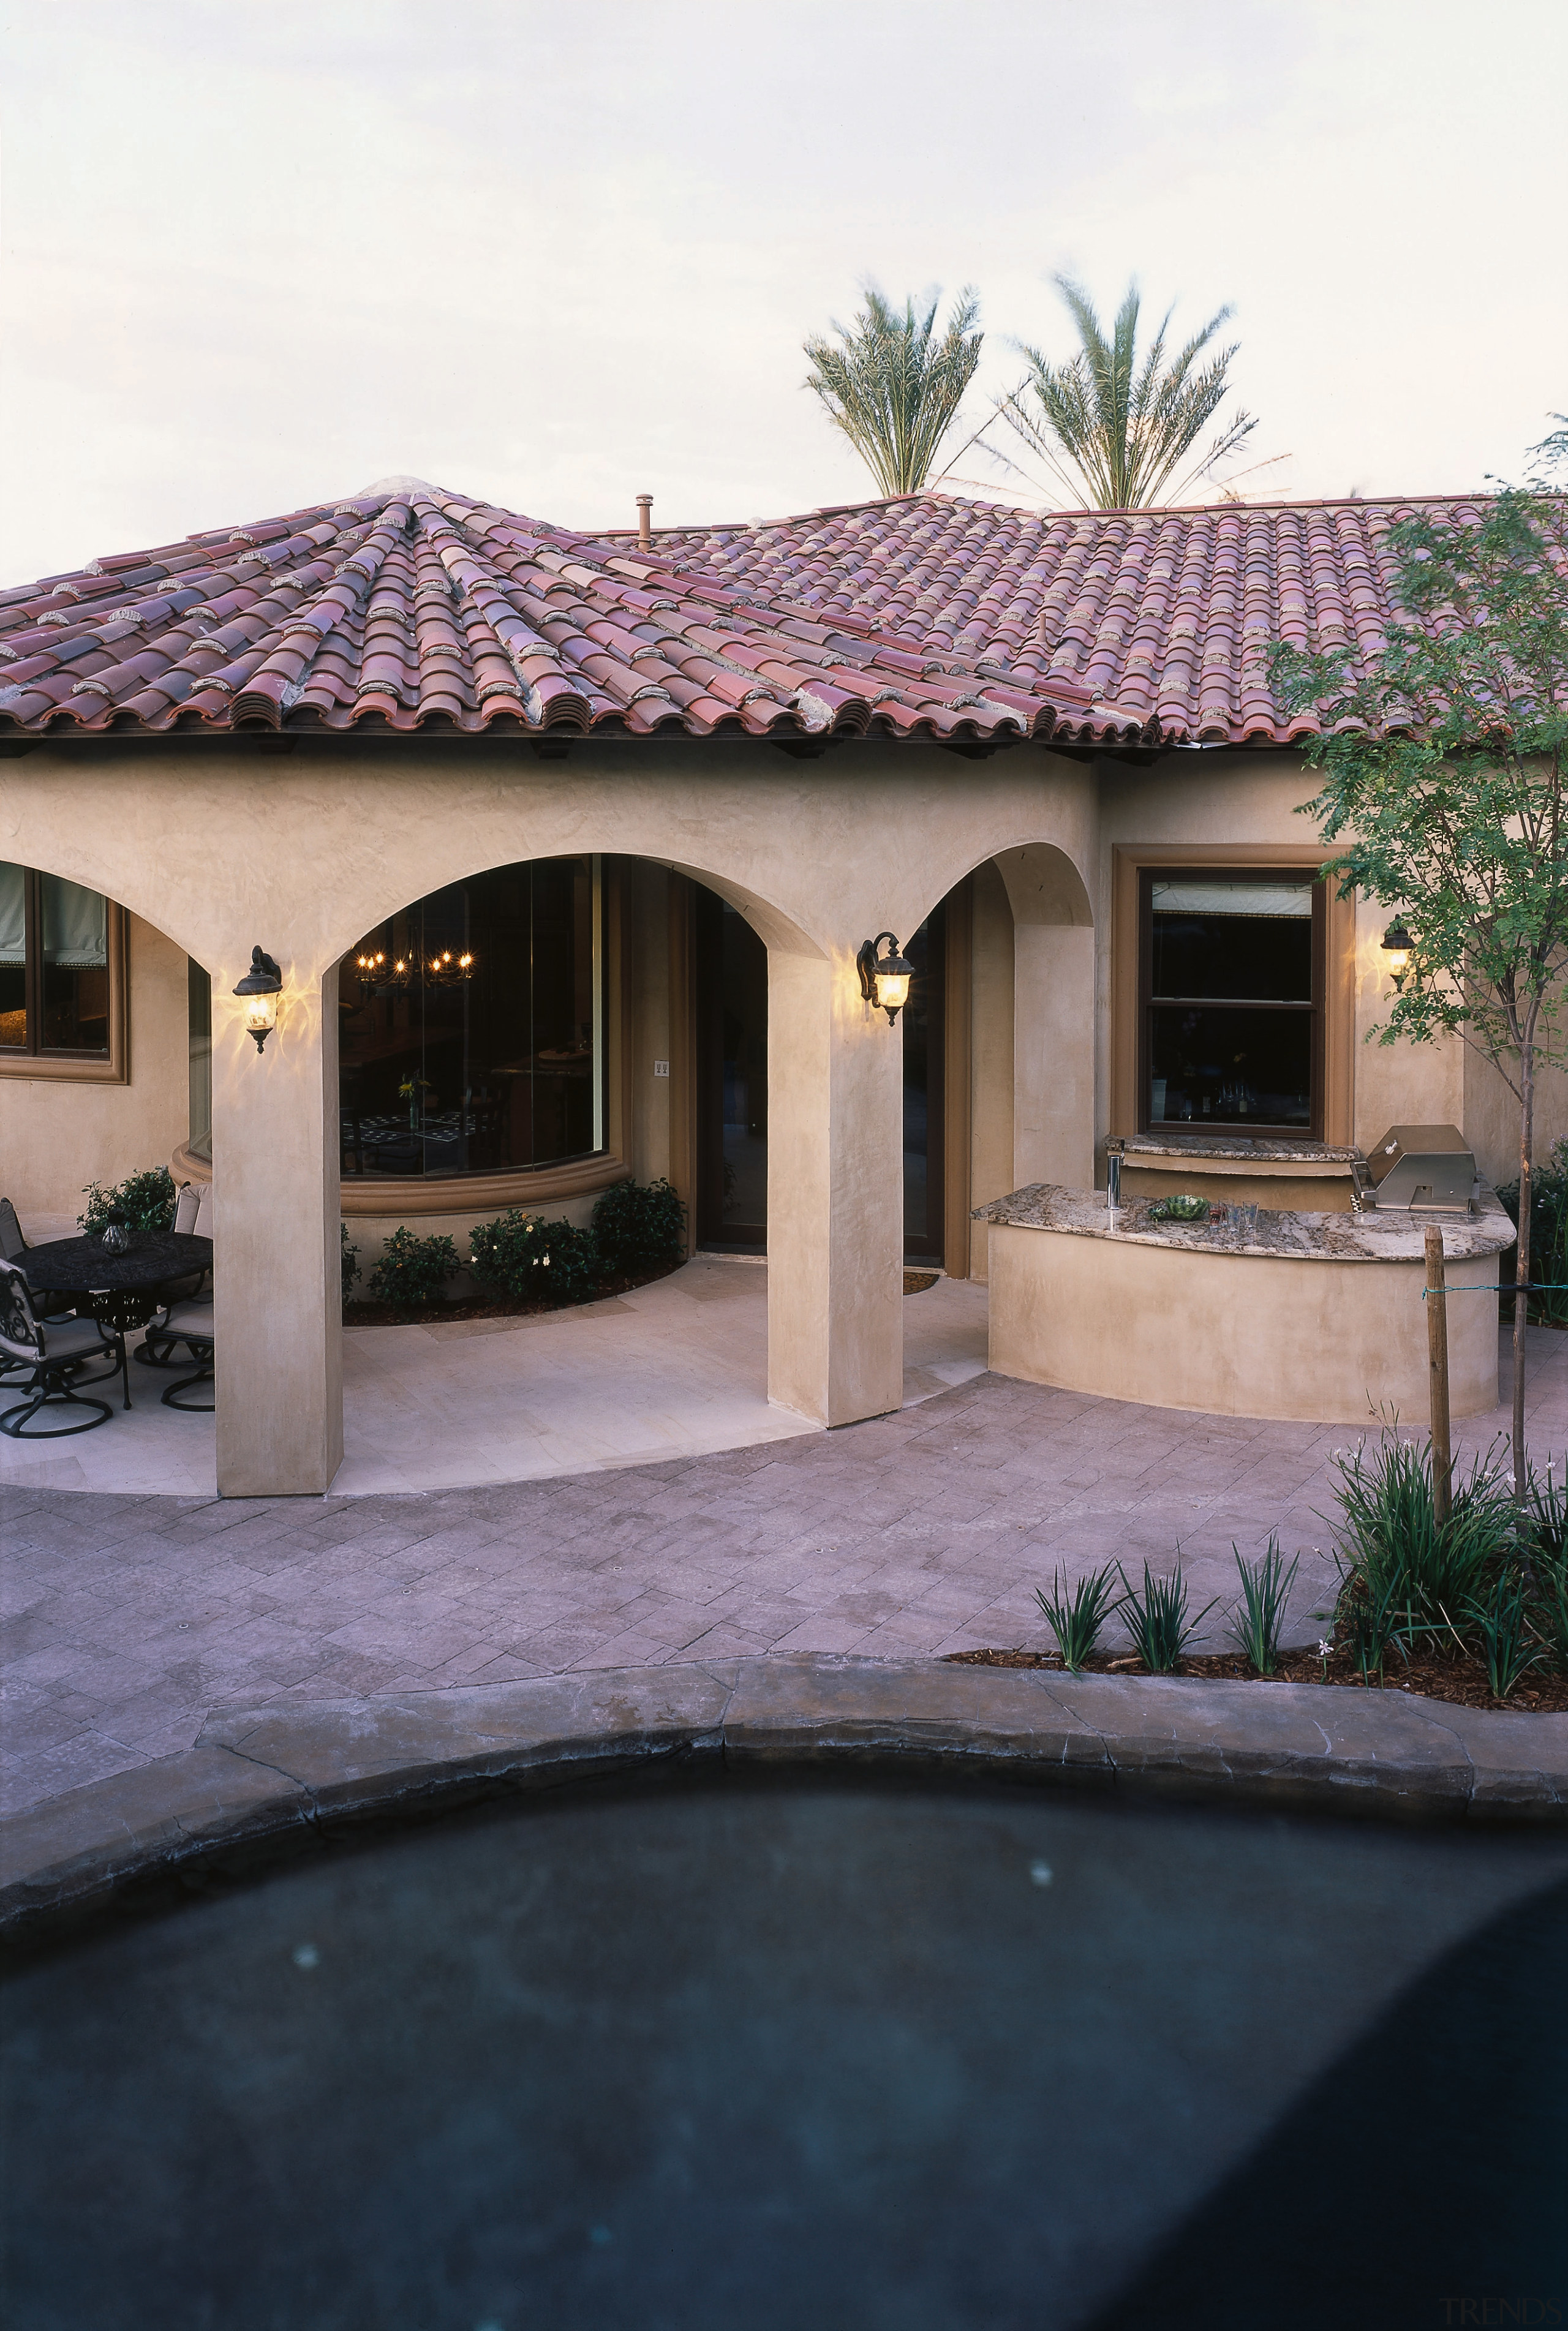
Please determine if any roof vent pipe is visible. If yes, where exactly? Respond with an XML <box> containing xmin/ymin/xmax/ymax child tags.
<box><xmin>636</xmin><ymin>493</ymin><xmax>653</xmax><ymax>550</ymax></box>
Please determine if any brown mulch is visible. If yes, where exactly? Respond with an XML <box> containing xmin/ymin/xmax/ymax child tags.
<box><xmin>342</xmin><ymin>1257</ymin><xmax>682</xmax><ymax>1329</ymax></box>
<box><xmin>946</xmin><ymin>1642</ymin><xmax>1568</xmax><ymax>1714</ymax></box>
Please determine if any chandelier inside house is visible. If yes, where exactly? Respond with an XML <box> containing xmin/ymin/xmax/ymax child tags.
<box><xmin>354</xmin><ymin>946</ymin><xmax>474</xmax><ymax>996</ymax></box>
<box><xmin>354</xmin><ymin>941</ymin><xmax>470</xmax><ymax>997</ymax></box>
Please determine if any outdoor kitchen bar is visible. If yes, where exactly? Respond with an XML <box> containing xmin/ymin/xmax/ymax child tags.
<box><xmin>977</xmin><ymin>1133</ymin><xmax>1516</xmax><ymax>1425</ymax></box>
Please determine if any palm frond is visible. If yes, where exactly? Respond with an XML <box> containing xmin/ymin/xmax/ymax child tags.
<box><xmin>804</xmin><ymin>284</ymin><xmax>984</xmax><ymax>497</ymax></box>
<box><xmin>996</xmin><ymin>274</ymin><xmax>1254</xmax><ymax>509</ymax></box>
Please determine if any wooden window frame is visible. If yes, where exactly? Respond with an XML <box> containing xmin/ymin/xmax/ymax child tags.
<box><xmin>1110</xmin><ymin>844</ymin><xmax>1353</xmax><ymax>1146</ymax></box>
<box><xmin>0</xmin><ymin>870</ymin><xmax>129</xmax><ymax>1086</ymax></box>
<box><xmin>1138</xmin><ymin>864</ymin><xmax>1325</xmax><ymax>1138</ymax></box>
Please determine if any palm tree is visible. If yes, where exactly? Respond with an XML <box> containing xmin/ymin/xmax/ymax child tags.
<box><xmin>804</xmin><ymin>285</ymin><xmax>983</xmax><ymax>498</ymax></box>
<box><xmin>995</xmin><ymin>276</ymin><xmax>1256</xmax><ymax>509</ymax></box>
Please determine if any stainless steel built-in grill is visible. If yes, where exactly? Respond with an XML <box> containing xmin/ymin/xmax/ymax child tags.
<box><xmin>1354</xmin><ymin>1124</ymin><xmax>1477</xmax><ymax>1215</ymax></box>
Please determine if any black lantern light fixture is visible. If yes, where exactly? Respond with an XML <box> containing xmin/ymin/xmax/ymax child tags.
<box><xmin>233</xmin><ymin>946</ymin><xmax>284</xmax><ymax>1052</ymax></box>
<box><xmin>1380</xmin><ymin>917</ymin><xmax>1414</xmax><ymax>991</ymax></box>
<box><xmin>857</xmin><ymin>932</ymin><xmax>916</xmax><ymax>1025</ymax></box>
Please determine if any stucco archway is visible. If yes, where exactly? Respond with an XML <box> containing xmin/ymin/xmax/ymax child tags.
<box><xmin>2</xmin><ymin>738</ymin><xmax>1107</xmax><ymax>1493</ymax></box>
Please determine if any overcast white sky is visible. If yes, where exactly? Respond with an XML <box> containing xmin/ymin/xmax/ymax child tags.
<box><xmin>2</xmin><ymin>0</ymin><xmax>1564</xmax><ymax>587</ymax></box>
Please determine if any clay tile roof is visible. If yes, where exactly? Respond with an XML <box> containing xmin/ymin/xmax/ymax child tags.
<box><xmin>0</xmin><ymin>476</ymin><xmax>1498</xmax><ymax>748</ymax></box>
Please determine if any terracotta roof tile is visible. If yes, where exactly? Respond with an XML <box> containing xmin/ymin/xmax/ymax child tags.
<box><xmin>0</xmin><ymin>479</ymin><xmax>1512</xmax><ymax>747</ymax></box>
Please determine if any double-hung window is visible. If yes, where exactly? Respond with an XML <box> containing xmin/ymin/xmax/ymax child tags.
<box><xmin>1140</xmin><ymin>870</ymin><xmax>1324</xmax><ymax>1134</ymax></box>
<box><xmin>0</xmin><ymin>860</ymin><xmax>123</xmax><ymax>1075</ymax></box>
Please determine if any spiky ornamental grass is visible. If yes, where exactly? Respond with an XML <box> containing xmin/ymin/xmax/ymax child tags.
<box><xmin>1034</xmin><ymin>1563</ymin><xmax>1119</xmax><ymax>1671</ymax></box>
<box><xmin>1226</xmin><ymin>1537</ymin><xmax>1300</xmax><ymax>1676</ymax></box>
<box><xmin>1115</xmin><ymin>1558</ymin><xmax>1218</xmax><ymax>1674</ymax></box>
<box><xmin>995</xmin><ymin>275</ymin><xmax>1256</xmax><ymax>510</ymax></box>
<box><xmin>1330</xmin><ymin>1433</ymin><xmax>1517</xmax><ymax>1656</ymax></box>
<box><xmin>804</xmin><ymin>285</ymin><xmax>982</xmax><ymax>498</ymax></box>
<box><xmin>1273</xmin><ymin>422</ymin><xmax>1568</xmax><ymax>1501</ymax></box>
<box><xmin>1468</xmin><ymin>1570</ymin><xmax>1548</xmax><ymax>1701</ymax></box>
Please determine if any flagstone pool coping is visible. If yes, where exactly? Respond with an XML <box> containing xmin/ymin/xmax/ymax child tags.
<box><xmin>4</xmin><ymin>1656</ymin><xmax>1567</xmax><ymax>1938</ymax></box>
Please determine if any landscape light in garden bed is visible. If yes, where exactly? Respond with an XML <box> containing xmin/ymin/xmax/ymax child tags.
<box><xmin>856</xmin><ymin>932</ymin><xmax>915</xmax><ymax>1025</ymax></box>
<box><xmin>1381</xmin><ymin>918</ymin><xmax>1414</xmax><ymax>990</ymax></box>
<box><xmin>233</xmin><ymin>946</ymin><xmax>283</xmax><ymax>1053</ymax></box>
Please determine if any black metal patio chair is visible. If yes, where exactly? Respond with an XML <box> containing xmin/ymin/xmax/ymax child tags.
<box><xmin>0</xmin><ymin>1259</ymin><xmax>129</xmax><ymax>1438</ymax></box>
<box><xmin>138</xmin><ymin>1305</ymin><xmax>214</xmax><ymax>1407</ymax></box>
<box><xmin>136</xmin><ymin>1183</ymin><xmax>213</xmax><ymax>1372</ymax></box>
<box><xmin>0</xmin><ymin>1197</ymin><xmax>77</xmax><ymax>1332</ymax></box>
<box><xmin>154</xmin><ymin>1296</ymin><xmax>214</xmax><ymax>1412</ymax></box>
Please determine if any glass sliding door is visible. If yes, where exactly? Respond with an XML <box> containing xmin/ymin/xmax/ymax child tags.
<box><xmin>696</xmin><ymin>889</ymin><xmax>768</xmax><ymax>1249</ymax></box>
<box><xmin>696</xmin><ymin>886</ymin><xmax>948</xmax><ymax>1263</ymax></box>
<box><xmin>902</xmin><ymin>907</ymin><xmax>946</xmax><ymax>1262</ymax></box>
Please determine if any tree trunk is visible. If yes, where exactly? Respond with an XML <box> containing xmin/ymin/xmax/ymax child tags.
<box><xmin>1513</xmin><ymin>1049</ymin><xmax>1535</xmax><ymax>1504</ymax></box>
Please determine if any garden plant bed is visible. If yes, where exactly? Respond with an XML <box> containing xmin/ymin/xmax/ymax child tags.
<box><xmin>946</xmin><ymin>1644</ymin><xmax>1568</xmax><ymax>1715</ymax></box>
<box><xmin>343</xmin><ymin>1257</ymin><xmax>682</xmax><ymax>1330</ymax></box>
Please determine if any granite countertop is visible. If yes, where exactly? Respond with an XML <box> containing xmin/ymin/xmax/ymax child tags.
<box><xmin>1109</xmin><ymin>1133</ymin><xmax>1363</xmax><ymax>1166</ymax></box>
<box><xmin>976</xmin><ymin>1183</ymin><xmax>1517</xmax><ymax>1263</ymax></box>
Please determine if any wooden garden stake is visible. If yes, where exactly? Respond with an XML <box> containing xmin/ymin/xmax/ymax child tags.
<box><xmin>1425</xmin><ymin>1224</ymin><xmax>1452</xmax><ymax>1524</ymax></box>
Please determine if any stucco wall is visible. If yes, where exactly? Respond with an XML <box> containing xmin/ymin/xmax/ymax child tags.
<box><xmin>1463</xmin><ymin>1039</ymin><xmax>1568</xmax><ymax>1191</ymax></box>
<box><xmin>622</xmin><ymin>857</ymin><xmax>674</xmax><ymax>1188</ymax></box>
<box><xmin>4</xmin><ymin>910</ymin><xmax>188</xmax><ymax>1230</ymax></box>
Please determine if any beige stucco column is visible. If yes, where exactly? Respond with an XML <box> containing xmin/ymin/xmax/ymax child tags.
<box><xmin>210</xmin><ymin>959</ymin><xmax>343</xmax><ymax>1496</ymax></box>
<box><xmin>766</xmin><ymin>946</ymin><xmax>904</xmax><ymax>1427</ymax></box>
<box><xmin>996</xmin><ymin>845</ymin><xmax>1096</xmax><ymax>1191</ymax></box>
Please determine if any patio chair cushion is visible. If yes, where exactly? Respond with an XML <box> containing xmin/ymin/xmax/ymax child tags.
<box><xmin>40</xmin><ymin>1316</ymin><xmax>115</xmax><ymax>1361</ymax></box>
<box><xmin>164</xmin><ymin>1299</ymin><xmax>214</xmax><ymax>1338</ymax></box>
<box><xmin>193</xmin><ymin>1184</ymin><xmax>216</xmax><ymax>1241</ymax></box>
<box><xmin>0</xmin><ymin>1199</ymin><xmax>25</xmax><ymax>1262</ymax></box>
<box><xmin>173</xmin><ymin>1183</ymin><xmax>202</xmax><ymax>1236</ymax></box>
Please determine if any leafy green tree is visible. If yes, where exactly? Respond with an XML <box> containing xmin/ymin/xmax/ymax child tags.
<box><xmin>804</xmin><ymin>285</ymin><xmax>982</xmax><ymax>497</ymax></box>
<box><xmin>995</xmin><ymin>275</ymin><xmax>1255</xmax><ymax>509</ymax></box>
<box><xmin>1272</xmin><ymin>424</ymin><xmax>1568</xmax><ymax>1497</ymax></box>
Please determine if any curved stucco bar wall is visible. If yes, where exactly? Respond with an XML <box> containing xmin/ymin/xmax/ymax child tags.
<box><xmin>980</xmin><ymin>1186</ymin><xmax>1514</xmax><ymax>1424</ymax></box>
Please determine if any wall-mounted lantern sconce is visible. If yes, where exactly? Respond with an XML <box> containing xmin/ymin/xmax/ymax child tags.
<box><xmin>1380</xmin><ymin>917</ymin><xmax>1413</xmax><ymax>991</ymax></box>
<box><xmin>233</xmin><ymin>946</ymin><xmax>283</xmax><ymax>1052</ymax></box>
<box><xmin>856</xmin><ymin>932</ymin><xmax>915</xmax><ymax>1025</ymax></box>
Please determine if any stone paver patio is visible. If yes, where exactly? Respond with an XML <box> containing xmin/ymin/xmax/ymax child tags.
<box><xmin>4</xmin><ymin>1323</ymin><xmax>1565</xmax><ymax>1826</ymax></box>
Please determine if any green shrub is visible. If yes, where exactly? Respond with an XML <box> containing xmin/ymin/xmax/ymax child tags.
<box><xmin>341</xmin><ymin>1223</ymin><xmax>360</xmax><ymax>1308</ymax></box>
<box><xmin>366</xmin><ymin>1226</ymin><xmax>461</xmax><ymax>1310</ymax></box>
<box><xmin>590</xmin><ymin>1177</ymin><xmax>687</xmax><ymax>1278</ymax></box>
<box><xmin>1497</xmin><ymin>1138</ymin><xmax>1568</xmax><ymax>1324</ymax></box>
<box><xmin>469</xmin><ymin>1209</ymin><xmax>600</xmax><ymax>1306</ymax></box>
<box><xmin>79</xmin><ymin>1167</ymin><xmax>178</xmax><ymax>1237</ymax></box>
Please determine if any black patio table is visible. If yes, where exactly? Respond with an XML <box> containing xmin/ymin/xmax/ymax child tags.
<box><xmin>21</xmin><ymin>1233</ymin><xmax>213</xmax><ymax>1406</ymax></box>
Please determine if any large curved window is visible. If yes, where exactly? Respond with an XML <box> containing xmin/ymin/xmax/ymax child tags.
<box><xmin>339</xmin><ymin>857</ymin><xmax>602</xmax><ymax>1181</ymax></box>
